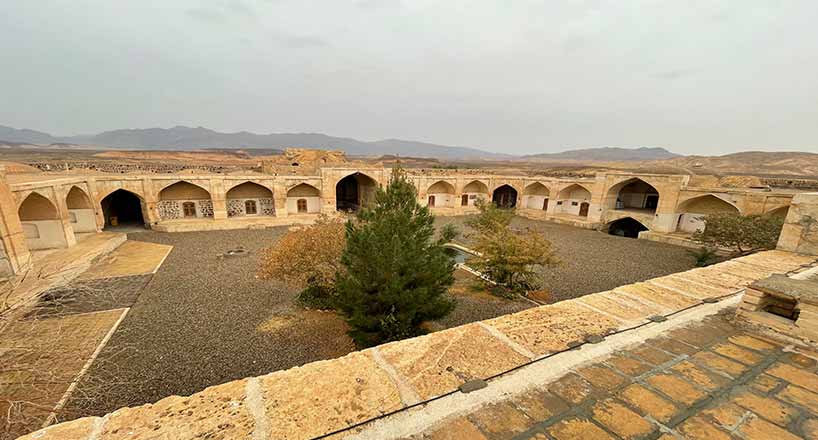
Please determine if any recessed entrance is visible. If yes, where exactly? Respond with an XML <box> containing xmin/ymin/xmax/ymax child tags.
<box><xmin>492</xmin><ymin>185</ymin><xmax>517</xmax><ymax>209</ymax></box>
<box><xmin>607</xmin><ymin>217</ymin><xmax>648</xmax><ymax>238</ymax></box>
<box><xmin>335</xmin><ymin>173</ymin><xmax>377</xmax><ymax>212</ymax></box>
<box><xmin>101</xmin><ymin>189</ymin><xmax>145</xmax><ymax>230</ymax></box>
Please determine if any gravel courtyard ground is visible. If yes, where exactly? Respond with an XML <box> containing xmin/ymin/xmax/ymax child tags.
<box><xmin>66</xmin><ymin>216</ymin><xmax>697</xmax><ymax>418</ymax></box>
<box><xmin>435</xmin><ymin>215</ymin><xmax>698</xmax><ymax>302</ymax></box>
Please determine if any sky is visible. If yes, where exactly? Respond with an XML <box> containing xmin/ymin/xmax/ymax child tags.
<box><xmin>1</xmin><ymin>1</ymin><xmax>817</xmax><ymax>155</ymax></box>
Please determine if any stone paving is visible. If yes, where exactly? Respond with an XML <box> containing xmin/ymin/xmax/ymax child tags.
<box><xmin>414</xmin><ymin>314</ymin><xmax>818</xmax><ymax>440</ymax></box>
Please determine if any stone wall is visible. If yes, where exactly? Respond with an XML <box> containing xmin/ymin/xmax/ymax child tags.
<box><xmin>777</xmin><ymin>192</ymin><xmax>818</xmax><ymax>255</ymax></box>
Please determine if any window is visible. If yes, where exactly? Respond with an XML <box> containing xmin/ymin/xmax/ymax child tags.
<box><xmin>428</xmin><ymin>195</ymin><xmax>435</xmax><ymax>207</ymax></box>
<box><xmin>297</xmin><ymin>198</ymin><xmax>308</xmax><ymax>213</ymax></box>
<box><xmin>69</xmin><ymin>212</ymin><xmax>78</xmax><ymax>223</ymax></box>
<box><xmin>245</xmin><ymin>200</ymin><xmax>257</xmax><ymax>215</ymax></box>
<box><xmin>572</xmin><ymin>201</ymin><xmax>578</xmax><ymax>206</ymax></box>
<box><xmin>183</xmin><ymin>202</ymin><xmax>196</xmax><ymax>217</ymax></box>
<box><xmin>461</xmin><ymin>194</ymin><xmax>469</xmax><ymax>206</ymax></box>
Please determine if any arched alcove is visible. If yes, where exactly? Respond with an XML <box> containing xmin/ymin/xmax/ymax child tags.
<box><xmin>675</xmin><ymin>194</ymin><xmax>740</xmax><ymax>233</ymax></box>
<box><xmin>556</xmin><ymin>184</ymin><xmax>591</xmax><ymax>216</ymax></box>
<box><xmin>608</xmin><ymin>178</ymin><xmax>659</xmax><ymax>213</ymax></box>
<box><xmin>66</xmin><ymin>186</ymin><xmax>96</xmax><ymax>233</ymax></box>
<box><xmin>158</xmin><ymin>181</ymin><xmax>213</xmax><ymax>219</ymax></box>
<box><xmin>18</xmin><ymin>192</ymin><xmax>67</xmax><ymax>249</ymax></box>
<box><xmin>523</xmin><ymin>182</ymin><xmax>550</xmax><ymax>210</ymax></box>
<box><xmin>427</xmin><ymin>181</ymin><xmax>455</xmax><ymax>208</ymax></box>
<box><xmin>287</xmin><ymin>183</ymin><xmax>321</xmax><ymax>214</ymax></box>
<box><xmin>461</xmin><ymin>180</ymin><xmax>489</xmax><ymax>207</ymax></box>
<box><xmin>226</xmin><ymin>182</ymin><xmax>274</xmax><ymax>217</ymax></box>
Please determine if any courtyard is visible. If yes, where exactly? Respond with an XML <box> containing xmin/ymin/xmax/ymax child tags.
<box><xmin>25</xmin><ymin>216</ymin><xmax>697</xmax><ymax>425</ymax></box>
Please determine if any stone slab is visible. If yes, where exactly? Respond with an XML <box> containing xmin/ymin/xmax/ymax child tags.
<box><xmin>484</xmin><ymin>301</ymin><xmax>620</xmax><ymax>356</ymax></box>
<box><xmin>259</xmin><ymin>350</ymin><xmax>403</xmax><ymax>439</ymax></box>
<box><xmin>748</xmin><ymin>274</ymin><xmax>818</xmax><ymax>305</ymax></box>
<box><xmin>78</xmin><ymin>240</ymin><xmax>173</xmax><ymax>280</ymax></box>
<box><xmin>615</xmin><ymin>282</ymin><xmax>699</xmax><ymax>309</ymax></box>
<box><xmin>99</xmin><ymin>379</ymin><xmax>254</xmax><ymax>440</ymax></box>
<box><xmin>378</xmin><ymin>323</ymin><xmax>530</xmax><ymax>400</ymax></box>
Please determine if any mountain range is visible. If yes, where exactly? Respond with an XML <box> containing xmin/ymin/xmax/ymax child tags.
<box><xmin>523</xmin><ymin>147</ymin><xmax>680</xmax><ymax>161</ymax></box>
<box><xmin>0</xmin><ymin>124</ymin><xmax>679</xmax><ymax>161</ymax></box>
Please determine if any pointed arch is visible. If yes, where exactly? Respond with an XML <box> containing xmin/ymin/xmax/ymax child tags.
<box><xmin>675</xmin><ymin>194</ymin><xmax>740</xmax><ymax>234</ymax></box>
<box><xmin>677</xmin><ymin>194</ymin><xmax>740</xmax><ymax>215</ymax></box>
<box><xmin>66</xmin><ymin>186</ymin><xmax>93</xmax><ymax>209</ymax></box>
<box><xmin>556</xmin><ymin>184</ymin><xmax>592</xmax><ymax>216</ymax></box>
<box><xmin>226</xmin><ymin>180</ymin><xmax>274</xmax><ymax>197</ymax></box>
<box><xmin>158</xmin><ymin>180</ymin><xmax>211</xmax><ymax>200</ymax></box>
<box><xmin>18</xmin><ymin>192</ymin><xmax>59</xmax><ymax>221</ymax></box>
<box><xmin>606</xmin><ymin>178</ymin><xmax>659</xmax><ymax>213</ymax></box>
<box><xmin>523</xmin><ymin>182</ymin><xmax>550</xmax><ymax>196</ymax></box>
<box><xmin>288</xmin><ymin>183</ymin><xmax>321</xmax><ymax>214</ymax></box>
<box><xmin>18</xmin><ymin>192</ymin><xmax>68</xmax><ymax>249</ymax></box>
<box><xmin>226</xmin><ymin>181</ymin><xmax>275</xmax><ymax>217</ymax></box>
<box><xmin>462</xmin><ymin>180</ymin><xmax>489</xmax><ymax>194</ymax></box>
<box><xmin>492</xmin><ymin>184</ymin><xmax>518</xmax><ymax>208</ymax></box>
<box><xmin>523</xmin><ymin>182</ymin><xmax>550</xmax><ymax>210</ymax></box>
<box><xmin>336</xmin><ymin>172</ymin><xmax>377</xmax><ymax>211</ymax></box>
<box><xmin>157</xmin><ymin>181</ymin><xmax>212</xmax><ymax>220</ymax></box>
<box><xmin>66</xmin><ymin>186</ymin><xmax>97</xmax><ymax>233</ymax></box>
<box><xmin>427</xmin><ymin>180</ymin><xmax>455</xmax><ymax>194</ymax></box>
<box><xmin>100</xmin><ymin>189</ymin><xmax>146</xmax><ymax>229</ymax></box>
<box><xmin>557</xmin><ymin>184</ymin><xmax>591</xmax><ymax>200</ymax></box>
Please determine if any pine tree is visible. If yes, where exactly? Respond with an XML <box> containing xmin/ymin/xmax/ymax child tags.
<box><xmin>335</xmin><ymin>168</ymin><xmax>456</xmax><ymax>347</ymax></box>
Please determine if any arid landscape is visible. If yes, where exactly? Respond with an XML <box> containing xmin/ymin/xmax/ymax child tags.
<box><xmin>4</xmin><ymin>2</ymin><xmax>818</xmax><ymax>439</ymax></box>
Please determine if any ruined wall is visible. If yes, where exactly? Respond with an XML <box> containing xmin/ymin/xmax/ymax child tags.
<box><xmin>777</xmin><ymin>192</ymin><xmax>818</xmax><ymax>255</ymax></box>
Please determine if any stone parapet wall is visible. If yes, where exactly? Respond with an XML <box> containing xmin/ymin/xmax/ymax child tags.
<box><xmin>18</xmin><ymin>250</ymin><xmax>817</xmax><ymax>440</ymax></box>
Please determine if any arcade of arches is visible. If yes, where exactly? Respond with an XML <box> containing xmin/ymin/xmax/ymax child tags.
<box><xmin>1</xmin><ymin>168</ymin><xmax>807</xmax><ymax>274</ymax></box>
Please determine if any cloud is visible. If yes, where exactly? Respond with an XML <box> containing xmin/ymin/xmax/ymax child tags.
<box><xmin>355</xmin><ymin>0</ymin><xmax>401</xmax><ymax>10</ymax></box>
<box><xmin>281</xmin><ymin>35</ymin><xmax>329</xmax><ymax>48</ymax></box>
<box><xmin>185</xmin><ymin>1</ymin><xmax>256</xmax><ymax>24</ymax></box>
<box><xmin>652</xmin><ymin>69</ymin><xmax>697</xmax><ymax>80</ymax></box>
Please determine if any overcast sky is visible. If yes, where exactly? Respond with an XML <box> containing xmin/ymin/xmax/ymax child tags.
<box><xmin>1</xmin><ymin>1</ymin><xmax>817</xmax><ymax>155</ymax></box>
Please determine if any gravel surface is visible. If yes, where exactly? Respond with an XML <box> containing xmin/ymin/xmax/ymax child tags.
<box><xmin>66</xmin><ymin>228</ymin><xmax>354</xmax><ymax>418</ymax></box>
<box><xmin>28</xmin><ymin>275</ymin><xmax>151</xmax><ymax>318</ymax></box>
<box><xmin>66</xmin><ymin>216</ymin><xmax>696</xmax><ymax>418</ymax></box>
<box><xmin>436</xmin><ymin>215</ymin><xmax>698</xmax><ymax>302</ymax></box>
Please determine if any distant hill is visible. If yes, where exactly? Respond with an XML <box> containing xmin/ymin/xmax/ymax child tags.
<box><xmin>524</xmin><ymin>147</ymin><xmax>681</xmax><ymax>162</ymax></box>
<box><xmin>0</xmin><ymin>125</ymin><xmax>508</xmax><ymax>160</ymax></box>
<box><xmin>640</xmin><ymin>151</ymin><xmax>818</xmax><ymax>177</ymax></box>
